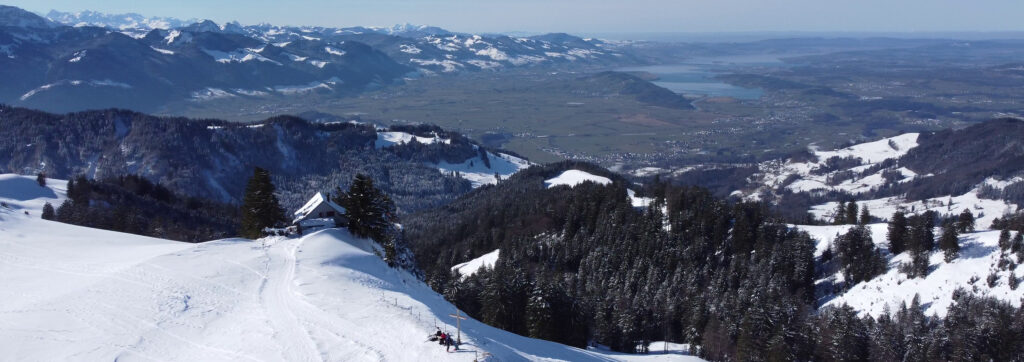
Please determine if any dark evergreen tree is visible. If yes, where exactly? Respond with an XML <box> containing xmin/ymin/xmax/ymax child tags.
<box><xmin>66</xmin><ymin>176</ymin><xmax>92</xmax><ymax>206</ymax></box>
<box><xmin>36</xmin><ymin>172</ymin><xmax>46</xmax><ymax>187</ymax></box>
<box><xmin>239</xmin><ymin>167</ymin><xmax>286</xmax><ymax>239</ymax></box>
<box><xmin>478</xmin><ymin>147</ymin><xmax>491</xmax><ymax>168</ymax></box>
<box><xmin>956</xmin><ymin>209</ymin><xmax>975</xmax><ymax>233</ymax></box>
<box><xmin>40</xmin><ymin>202</ymin><xmax>55</xmax><ymax>220</ymax></box>
<box><xmin>939</xmin><ymin>223</ymin><xmax>960</xmax><ymax>262</ymax></box>
<box><xmin>835</xmin><ymin>225</ymin><xmax>886</xmax><ymax>284</ymax></box>
<box><xmin>526</xmin><ymin>281</ymin><xmax>556</xmax><ymax>341</ymax></box>
<box><xmin>815</xmin><ymin>305</ymin><xmax>870</xmax><ymax>362</ymax></box>
<box><xmin>907</xmin><ymin>212</ymin><xmax>935</xmax><ymax>253</ymax></box>
<box><xmin>888</xmin><ymin>211</ymin><xmax>909</xmax><ymax>255</ymax></box>
<box><xmin>998</xmin><ymin>229</ymin><xmax>1012</xmax><ymax>251</ymax></box>
<box><xmin>1012</xmin><ymin>231</ymin><xmax>1024</xmax><ymax>255</ymax></box>
<box><xmin>907</xmin><ymin>249</ymin><xmax>931</xmax><ymax>278</ymax></box>
<box><xmin>833</xmin><ymin>201</ymin><xmax>847</xmax><ymax>225</ymax></box>
<box><xmin>859</xmin><ymin>206</ymin><xmax>871</xmax><ymax>225</ymax></box>
<box><xmin>845</xmin><ymin>201</ymin><xmax>860</xmax><ymax>225</ymax></box>
<box><xmin>336</xmin><ymin>174</ymin><xmax>397</xmax><ymax>242</ymax></box>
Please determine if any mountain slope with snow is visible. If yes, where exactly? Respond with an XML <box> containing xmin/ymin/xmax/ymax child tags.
<box><xmin>796</xmin><ymin>223</ymin><xmax>1024</xmax><ymax>318</ymax></box>
<box><xmin>737</xmin><ymin>133</ymin><xmax>922</xmax><ymax>201</ymax></box>
<box><xmin>0</xmin><ymin>175</ymin><xmax>698</xmax><ymax>361</ymax></box>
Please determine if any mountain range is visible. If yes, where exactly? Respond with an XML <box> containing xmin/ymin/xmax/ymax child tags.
<box><xmin>0</xmin><ymin>5</ymin><xmax>639</xmax><ymax>113</ymax></box>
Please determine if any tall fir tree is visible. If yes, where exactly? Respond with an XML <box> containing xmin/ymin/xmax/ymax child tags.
<box><xmin>336</xmin><ymin>174</ymin><xmax>397</xmax><ymax>242</ymax></box>
<box><xmin>859</xmin><ymin>207</ymin><xmax>871</xmax><ymax>225</ymax></box>
<box><xmin>833</xmin><ymin>201</ymin><xmax>847</xmax><ymax>225</ymax></box>
<box><xmin>845</xmin><ymin>201</ymin><xmax>860</xmax><ymax>225</ymax></box>
<box><xmin>888</xmin><ymin>211</ymin><xmax>909</xmax><ymax>254</ymax></box>
<box><xmin>239</xmin><ymin>167</ymin><xmax>286</xmax><ymax>239</ymax></box>
<box><xmin>939</xmin><ymin>223</ymin><xmax>960</xmax><ymax>262</ymax></box>
<box><xmin>526</xmin><ymin>281</ymin><xmax>555</xmax><ymax>340</ymax></box>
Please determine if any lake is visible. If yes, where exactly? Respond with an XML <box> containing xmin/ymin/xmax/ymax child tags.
<box><xmin>618</xmin><ymin>54</ymin><xmax>795</xmax><ymax>100</ymax></box>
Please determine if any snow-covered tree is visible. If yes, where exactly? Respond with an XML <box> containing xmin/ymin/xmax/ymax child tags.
<box><xmin>835</xmin><ymin>225</ymin><xmax>886</xmax><ymax>284</ymax></box>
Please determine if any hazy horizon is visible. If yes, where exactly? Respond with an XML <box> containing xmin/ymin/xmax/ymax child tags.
<box><xmin>9</xmin><ymin>0</ymin><xmax>1024</xmax><ymax>36</ymax></box>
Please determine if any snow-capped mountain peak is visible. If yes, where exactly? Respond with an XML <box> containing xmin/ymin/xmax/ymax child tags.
<box><xmin>45</xmin><ymin>9</ymin><xmax>197</xmax><ymax>30</ymax></box>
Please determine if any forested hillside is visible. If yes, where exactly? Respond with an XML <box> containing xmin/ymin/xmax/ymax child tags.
<box><xmin>405</xmin><ymin>161</ymin><xmax>1024</xmax><ymax>360</ymax></box>
<box><xmin>49</xmin><ymin>175</ymin><xmax>238</xmax><ymax>242</ymax></box>
<box><xmin>0</xmin><ymin>105</ymin><xmax>517</xmax><ymax>213</ymax></box>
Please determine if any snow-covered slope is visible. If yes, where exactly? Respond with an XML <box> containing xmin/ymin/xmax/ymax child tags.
<box><xmin>810</xmin><ymin>186</ymin><xmax>1018</xmax><ymax>231</ymax></box>
<box><xmin>451</xmin><ymin>249</ymin><xmax>500</xmax><ymax>278</ymax></box>
<box><xmin>737</xmin><ymin>133</ymin><xmax>921</xmax><ymax>201</ymax></box>
<box><xmin>545</xmin><ymin>170</ymin><xmax>612</xmax><ymax>189</ymax></box>
<box><xmin>796</xmin><ymin>223</ymin><xmax>1024</xmax><ymax>318</ymax></box>
<box><xmin>437</xmin><ymin>149</ymin><xmax>532</xmax><ymax>187</ymax></box>
<box><xmin>0</xmin><ymin>176</ymin><xmax>696</xmax><ymax>361</ymax></box>
<box><xmin>375</xmin><ymin>130</ymin><xmax>533</xmax><ymax>187</ymax></box>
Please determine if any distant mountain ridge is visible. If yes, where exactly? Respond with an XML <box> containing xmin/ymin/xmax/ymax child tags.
<box><xmin>0</xmin><ymin>5</ymin><xmax>644</xmax><ymax>113</ymax></box>
<box><xmin>41</xmin><ymin>8</ymin><xmax>631</xmax><ymax>74</ymax></box>
<box><xmin>45</xmin><ymin>9</ymin><xmax>199</xmax><ymax>31</ymax></box>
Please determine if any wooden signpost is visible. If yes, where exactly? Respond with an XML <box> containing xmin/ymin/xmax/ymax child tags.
<box><xmin>448</xmin><ymin>309</ymin><xmax>467</xmax><ymax>344</ymax></box>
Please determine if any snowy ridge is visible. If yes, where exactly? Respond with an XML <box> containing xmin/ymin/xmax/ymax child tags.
<box><xmin>0</xmin><ymin>175</ymin><xmax>696</xmax><ymax>361</ymax></box>
<box><xmin>545</xmin><ymin>170</ymin><xmax>612</xmax><ymax>189</ymax></box>
<box><xmin>201</xmin><ymin>48</ymin><xmax>281</xmax><ymax>65</ymax></box>
<box><xmin>20</xmin><ymin>79</ymin><xmax>131</xmax><ymax>101</ymax></box>
<box><xmin>374</xmin><ymin>131</ymin><xmax>451</xmax><ymax>148</ymax></box>
<box><xmin>544</xmin><ymin>170</ymin><xmax>655</xmax><ymax>208</ymax></box>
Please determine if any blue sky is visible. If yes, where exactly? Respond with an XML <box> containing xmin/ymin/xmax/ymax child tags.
<box><xmin>10</xmin><ymin>0</ymin><xmax>1024</xmax><ymax>34</ymax></box>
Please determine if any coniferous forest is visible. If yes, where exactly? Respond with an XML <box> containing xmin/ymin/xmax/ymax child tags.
<box><xmin>405</xmin><ymin>161</ymin><xmax>1024</xmax><ymax>360</ymax></box>
<box><xmin>48</xmin><ymin>175</ymin><xmax>239</xmax><ymax>242</ymax></box>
